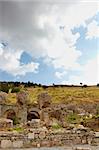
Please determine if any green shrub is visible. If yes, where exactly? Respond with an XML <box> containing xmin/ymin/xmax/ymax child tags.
<box><xmin>13</xmin><ymin>127</ymin><xmax>24</xmax><ymax>132</ymax></box>
<box><xmin>66</xmin><ymin>113</ymin><xmax>80</xmax><ymax>124</ymax></box>
<box><xmin>13</xmin><ymin>116</ymin><xmax>19</xmax><ymax>125</ymax></box>
<box><xmin>52</xmin><ymin>122</ymin><xmax>62</xmax><ymax>129</ymax></box>
<box><xmin>11</xmin><ymin>87</ymin><xmax>20</xmax><ymax>93</ymax></box>
<box><xmin>0</xmin><ymin>84</ymin><xmax>9</xmax><ymax>93</ymax></box>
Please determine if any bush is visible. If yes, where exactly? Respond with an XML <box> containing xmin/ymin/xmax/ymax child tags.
<box><xmin>52</xmin><ymin>122</ymin><xmax>62</xmax><ymax>129</ymax></box>
<box><xmin>0</xmin><ymin>84</ymin><xmax>9</xmax><ymax>93</ymax></box>
<box><xmin>97</xmin><ymin>83</ymin><xmax>99</xmax><ymax>87</ymax></box>
<box><xmin>82</xmin><ymin>84</ymin><xmax>87</xmax><ymax>88</ymax></box>
<box><xmin>11</xmin><ymin>87</ymin><xmax>20</xmax><ymax>93</ymax></box>
<box><xmin>13</xmin><ymin>116</ymin><xmax>19</xmax><ymax>125</ymax></box>
<box><xmin>66</xmin><ymin>113</ymin><xmax>80</xmax><ymax>124</ymax></box>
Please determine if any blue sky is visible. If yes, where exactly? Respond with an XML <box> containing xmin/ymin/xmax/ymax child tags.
<box><xmin>0</xmin><ymin>0</ymin><xmax>99</xmax><ymax>85</ymax></box>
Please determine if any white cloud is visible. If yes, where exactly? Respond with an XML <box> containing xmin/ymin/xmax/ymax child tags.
<box><xmin>42</xmin><ymin>27</ymin><xmax>81</xmax><ymax>70</ymax></box>
<box><xmin>62</xmin><ymin>55</ymin><xmax>99</xmax><ymax>85</ymax></box>
<box><xmin>55</xmin><ymin>71</ymin><xmax>67</xmax><ymax>79</ymax></box>
<box><xmin>0</xmin><ymin>44</ymin><xmax>39</xmax><ymax>76</ymax></box>
<box><xmin>0</xmin><ymin>1</ymin><xmax>98</xmax><ymax>77</ymax></box>
<box><xmin>86</xmin><ymin>20</ymin><xmax>99</xmax><ymax>39</ymax></box>
<box><xmin>11</xmin><ymin>62</ymin><xmax>39</xmax><ymax>76</ymax></box>
<box><xmin>0</xmin><ymin>43</ymin><xmax>3</xmax><ymax>55</ymax></box>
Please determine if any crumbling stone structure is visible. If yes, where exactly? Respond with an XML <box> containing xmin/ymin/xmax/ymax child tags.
<box><xmin>0</xmin><ymin>92</ymin><xmax>51</xmax><ymax>125</ymax></box>
<box><xmin>0</xmin><ymin>128</ymin><xmax>99</xmax><ymax>149</ymax></box>
<box><xmin>0</xmin><ymin>92</ymin><xmax>99</xmax><ymax>148</ymax></box>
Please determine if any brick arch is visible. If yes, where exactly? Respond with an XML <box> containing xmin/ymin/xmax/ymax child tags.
<box><xmin>1</xmin><ymin>104</ymin><xmax>18</xmax><ymax>118</ymax></box>
<box><xmin>27</xmin><ymin>108</ymin><xmax>40</xmax><ymax>121</ymax></box>
<box><xmin>4</xmin><ymin>109</ymin><xmax>16</xmax><ymax>120</ymax></box>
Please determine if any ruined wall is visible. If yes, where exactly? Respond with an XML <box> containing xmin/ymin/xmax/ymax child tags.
<box><xmin>0</xmin><ymin>92</ymin><xmax>51</xmax><ymax>125</ymax></box>
<box><xmin>0</xmin><ymin>104</ymin><xmax>27</xmax><ymax>124</ymax></box>
<box><xmin>0</xmin><ymin>129</ymin><xmax>99</xmax><ymax>149</ymax></box>
<box><xmin>0</xmin><ymin>104</ymin><xmax>41</xmax><ymax>124</ymax></box>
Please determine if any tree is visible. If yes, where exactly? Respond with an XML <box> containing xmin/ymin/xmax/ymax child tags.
<box><xmin>97</xmin><ymin>83</ymin><xmax>99</xmax><ymax>87</ymax></box>
<box><xmin>80</xmin><ymin>82</ymin><xmax>83</xmax><ymax>87</ymax></box>
<box><xmin>82</xmin><ymin>84</ymin><xmax>87</xmax><ymax>88</ymax></box>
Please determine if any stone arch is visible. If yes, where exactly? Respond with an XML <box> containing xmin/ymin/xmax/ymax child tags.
<box><xmin>4</xmin><ymin>109</ymin><xmax>16</xmax><ymax>121</ymax></box>
<box><xmin>27</xmin><ymin>108</ymin><xmax>40</xmax><ymax>121</ymax></box>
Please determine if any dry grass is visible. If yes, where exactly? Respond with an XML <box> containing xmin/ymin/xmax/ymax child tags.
<box><xmin>6</xmin><ymin>86</ymin><xmax>99</xmax><ymax>105</ymax></box>
<box><xmin>6</xmin><ymin>93</ymin><xmax>16</xmax><ymax>104</ymax></box>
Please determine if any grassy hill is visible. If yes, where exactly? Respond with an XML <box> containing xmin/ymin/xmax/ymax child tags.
<box><xmin>6</xmin><ymin>85</ymin><xmax>99</xmax><ymax>105</ymax></box>
<box><xmin>0</xmin><ymin>84</ymin><xmax>99</xmax><ymax>131</ymax></box>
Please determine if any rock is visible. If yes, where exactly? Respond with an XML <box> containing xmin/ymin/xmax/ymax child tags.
<box><xmin>37</xmin><ymin>143</ymin><xmax>40</xmax><ymax>148</ymax></box>
<box><xmin>1</xmin><ymin>140</ymin><xmax>12</xmax><ymax>148</ymax></box>
<box><xmin>16</xmin><ymin>91</ymin><xmax>29</xmax><ymax>106</ymax></box>
<box><xmin>0</xmin><ymin>118</ymin><xmax>13</xmax><ymax>129</ymax></box>
<box><xmin>41</xmin><ymin>140</ymin><xmax>51</xmax><ymax>147</ymax></box>
<box><xmin>31</xmin><ymin>119</ymin><xmax>40</xmax><ymax>123</ymax></box>
<box><xmin>74</xmin><ymin>125</ymin><xmax>88</xmax><ymax>132</ymax></box>
<box><xmin>13</xmin><ymin>140</ymin><xmax>23</xmax><ymax>148</ymax></box>
<box><xmin>43</xmin><ymin>112</ymin><xmax>50</xmax><ymax>126</ymax></box>
<box><xmin>82</xmin><ymin>139</ymin><xmax>87</xmax><ymax>144</ymax></box>
<box><xmin>38</xmin><ymin>92</ymin><xmax>51</xmax><ymax>109</ymax></box>
<box><xmin>95</xmin><ymin>132</ymin><xmax>99</xmax><ymax>138</ymax></box>
<box><xmin>39</xmin><ymin>131</ymin><xmax>46</xmax><ymax>139</ymax></box>
<box><xmin>0</xmin><ymin>91</ymin><xmax>7</xmax><ymax>104</ymax></box>
<box><xmin>75</xmin><ymin>146</ymin><xmax>91</xmax><ymax>150</ymax></box>
<box><xmin>28</xmin><ymin>132</ymin><xmax>35</xmax><ymax>139</ymax></box>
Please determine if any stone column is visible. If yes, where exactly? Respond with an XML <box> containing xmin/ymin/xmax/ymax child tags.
<box><xmin>18</xmin><ymin>106</ymin><xmax>27</xmax><ymax>124</ymax></box>
<box><xmin>40</xmin><ymin>109</ymin><xmax>50</xmax><ymax>126</ymax></box>
<box><xmin>44</xmin><ymin>112</ymin><xmax>50</xmax><ymax>126</ymax></box>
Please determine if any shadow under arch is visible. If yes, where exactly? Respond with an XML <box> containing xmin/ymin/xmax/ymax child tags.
<box><xmin>27</xmin><ymin>110</ymin><xmax>40</xmax><ymax>121</ymax></box>
<box><xmin>4</xmin><ymin>109</ymin><xmax>16</xmax><ymax>120</ymax></box>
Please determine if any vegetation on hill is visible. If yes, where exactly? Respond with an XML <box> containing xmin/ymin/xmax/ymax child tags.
<box><xmin>0</xmin><ymin>81</ymin><xmax>99</xmax><ymax>105</ymax></box>
<box><xmin>0</xmin><ymin>81</ymin><xmax>99</xmax><ymax>131</ymax></box>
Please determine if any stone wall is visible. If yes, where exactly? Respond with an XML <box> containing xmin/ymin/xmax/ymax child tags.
<box><xmin>0</xmin><ymin>129</ymin><xmax>98</xmax><ymax>149</ymax></box>
<box><xmin>0</xmin><ymin>104</ymin><xmax>28</xmax><ymax>124</ymax></box>
<box><xmin>0</xmin><ymin>104</ymin><xmax>41</xmax><ymax>124</ymax></box>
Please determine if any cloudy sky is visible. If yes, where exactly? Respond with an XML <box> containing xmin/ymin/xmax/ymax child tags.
<box><xmin>0</xmin><ymin>0</ymin><xmax>99</xmax><ymax>85</ymax></box>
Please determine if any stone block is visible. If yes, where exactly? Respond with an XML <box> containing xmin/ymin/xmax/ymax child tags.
<box><xmin>1</xmin><ymin>140</ymin><xmax>12</xmax><ymax>148</ymax></box>
<box><xmin>31</xmin><ymin>141</ymin><xmax>38</xmax><ymax>147</ymax></box>
<box><xmin>41</xmin><ymin>140</ymin><xmax>51</xmax><ymax>147</ymax></box>
<box><xmin>82</xmin><ymin>140</ymin><xmax>86</xmax><ymax>144</ymax></box>
<box><xmin>39</xmin><ymin>131</ymin><xmax>46</xmax><ymax>139</ymax></box>
<box><xmin>75</xmin><ymin>147</ymin><xmax>91</xmax><ymax>150</ymax></box>
<box><xmin>37</xmin><ymin>143</ymin><xmax>40</xmax><ymax>148</ymax></box>
<box><xmin>13</xmin><ymin>140</ymin><xmax>23</xmax><ymax>148</ymax></box>
<box><xmin>95</xmin><ymin>132</ymin><xmax>99</xmax><ymax>138</ymax></box>
<box><xmin>0</xmin><ymin>118</ymin><xmax>13</xmax><ymax>129</ymax></box>
<box><xmin>28</xmin><ymin>132</ymin><xmax>35</xmax><ymax>139</ymax></box>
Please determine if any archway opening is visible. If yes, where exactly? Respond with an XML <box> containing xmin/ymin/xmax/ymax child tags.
<box><xmin>5</xmin><ymin>109</ymin><xmax>17</xmax><ymax>125</ymax></box>
<box><xmin>27</xmin><ymin>111</ymin><xmax>40</xmax><ymax>121</ymax></box>
<box><xmin>6</xmin><ymin>109</ymin><xmax>16</xmax><ymax>120</ymax></box>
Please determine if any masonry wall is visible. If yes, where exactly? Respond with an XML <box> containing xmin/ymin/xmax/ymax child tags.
<box><xmin>0</xmin><ymin>129</ymin><xmax>99</xmax><ymax>149</ymax></box>
<box><xmin>0</xmin><ymin>104</ymin><xmax>28</xmax><ymax>124</ymax></box>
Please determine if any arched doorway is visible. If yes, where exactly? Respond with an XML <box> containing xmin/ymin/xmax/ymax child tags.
<box><xmin>27</xmin><ymin>111</ymin><xmax>40</xmax><ymax>121</ymax></box>
<box><xmin>4</xmin><ymin>109</ymin><xmax>17</xmax><ymax>125</ymax></box>
<box><xmin>5</xmin><ymin>109</ymin><xmax>16</xmax><ymax>120</ymax></box>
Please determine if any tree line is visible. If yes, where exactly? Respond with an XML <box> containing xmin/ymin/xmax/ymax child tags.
<box><xmin>0</xmin><ymin>81</ymin><xmax>99</xmax><ymax>93</ymax></box>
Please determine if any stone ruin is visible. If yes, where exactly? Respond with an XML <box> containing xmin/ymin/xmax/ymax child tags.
<box><xmin>0</xmin><ymin>91</ymin><xmax>99</xmax><ymax>149</ymax></box>
<box><xmin>0</xmin><ymin>91</ymin><xmax>52</xmax><ymax>128</ymax></box>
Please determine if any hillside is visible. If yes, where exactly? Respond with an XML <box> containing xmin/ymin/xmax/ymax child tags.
<box><xmin>5</xmin><ymin>85</ymin><xmax>99</xmax><ymax>105</ymax></box>
<box><xmin>0</xmin><ymin>84</ymin><xmax>99</xmax><ymax>131</ymax></box>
